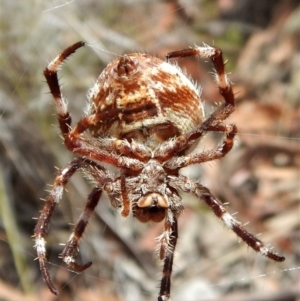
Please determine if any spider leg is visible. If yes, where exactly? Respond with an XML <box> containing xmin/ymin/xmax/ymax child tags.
<box><xmin>169</xmin><ymin>176</ymin><xmax>285</xmax><ymax>262</ymax></box>
<box><xmin>64</xmin><ymin>136</ymin><xmax>145</xmax><ymax>171</ymax></box>
<box><xmin>120</xmin><ymin>173</ymin><xmax>130</xmax><ymax>217</ymax></box>
<box><xmin>166</xmin><ymin>45</ymin><xmax>234</xmax><ymax>106</ymax></box>
<box><xmin>59</xmin><ymin>187</ymin><xmax>102</xmax><ymax>272</ymax></box>
<box><xmin>34</xmin><ymin>158</ymin><xmax>111</xmax><ymax>295</ymax></box>
<box><xmin>33</xmin><ymin>158</ymin><xmax>85</xmax><ymax>295</ymax></box>
<box><xmin>44</xmin><ymin>41</ymin><xmax>85</xmax><ymax>137</ymax></box>
<box><xmin>164</xmin><ymin>123</ymin><xmax>237</xmax><ymax>169</ymax></box>
<box><xmin>158</xmin><ymin>215</ymin><xmax>178</xmax><ymax>301</ymax></box>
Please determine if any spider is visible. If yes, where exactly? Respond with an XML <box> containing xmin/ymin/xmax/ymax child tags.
<box><xmin>34</xmin><ymin>41</ymin><xmax>285</xmax><ymax>301</ymax></box>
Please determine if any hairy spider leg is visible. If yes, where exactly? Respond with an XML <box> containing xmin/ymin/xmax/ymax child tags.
<box><xmin>34</xmin><ymin>158</ymin><xmax>85</xmax><ymax>294</ymax></box>
<box><xmin>155</xmin><ymin>122</ymin><xmax>237</xmax><ymax>170</ymax></box>
<box><xmin>44</xmin><ymin>42</ymin><xmax>85</xmax><ymax>137</ymax></box>
<box><xmin>158</xmin><ymin>217</ymin><xmax>178</xmax><ymax>301</ymax></box>
<box><xmin>169</xmin><ymin>176</ymin><xmax>285</xmax><ymax>262</ymax></box>
<box><xmin>59</xmin><ymin>187</ymin><xmax>102</xmax><ymax>273</ymax></box>
<box><xmin>34</xmin><ymin>158</ymin><xmax>111</xmax><ymax>295</ymax></box>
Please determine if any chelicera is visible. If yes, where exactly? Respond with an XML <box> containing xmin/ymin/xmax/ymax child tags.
<box><xmin>34</xmin><ymin>41</ymin><xmax>285</xmax><ymax>301</ymax></box>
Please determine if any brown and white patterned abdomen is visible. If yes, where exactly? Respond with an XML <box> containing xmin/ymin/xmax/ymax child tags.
<box><xmin>87</xmin><ymin>53</ymin><xmax>204</xmax><ymax>148</ymax></box>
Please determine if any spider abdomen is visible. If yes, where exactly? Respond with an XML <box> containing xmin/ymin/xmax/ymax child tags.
<box><xmin>87</xmin><ymin>53</ymin><xmax>204</xmax><ymax>148</ymax></box>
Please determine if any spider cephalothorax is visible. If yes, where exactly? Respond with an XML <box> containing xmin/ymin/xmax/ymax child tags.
<box><xmin>34</xmin><ymin>42</ymin><xmax>284</xmax><ymax>301</ymax></box>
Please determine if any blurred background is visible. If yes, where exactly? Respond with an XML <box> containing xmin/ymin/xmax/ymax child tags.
<box><xmin>0</xmin><ymin>0</ymin><xmax>299</xmax><ymax>300</ymax></box>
